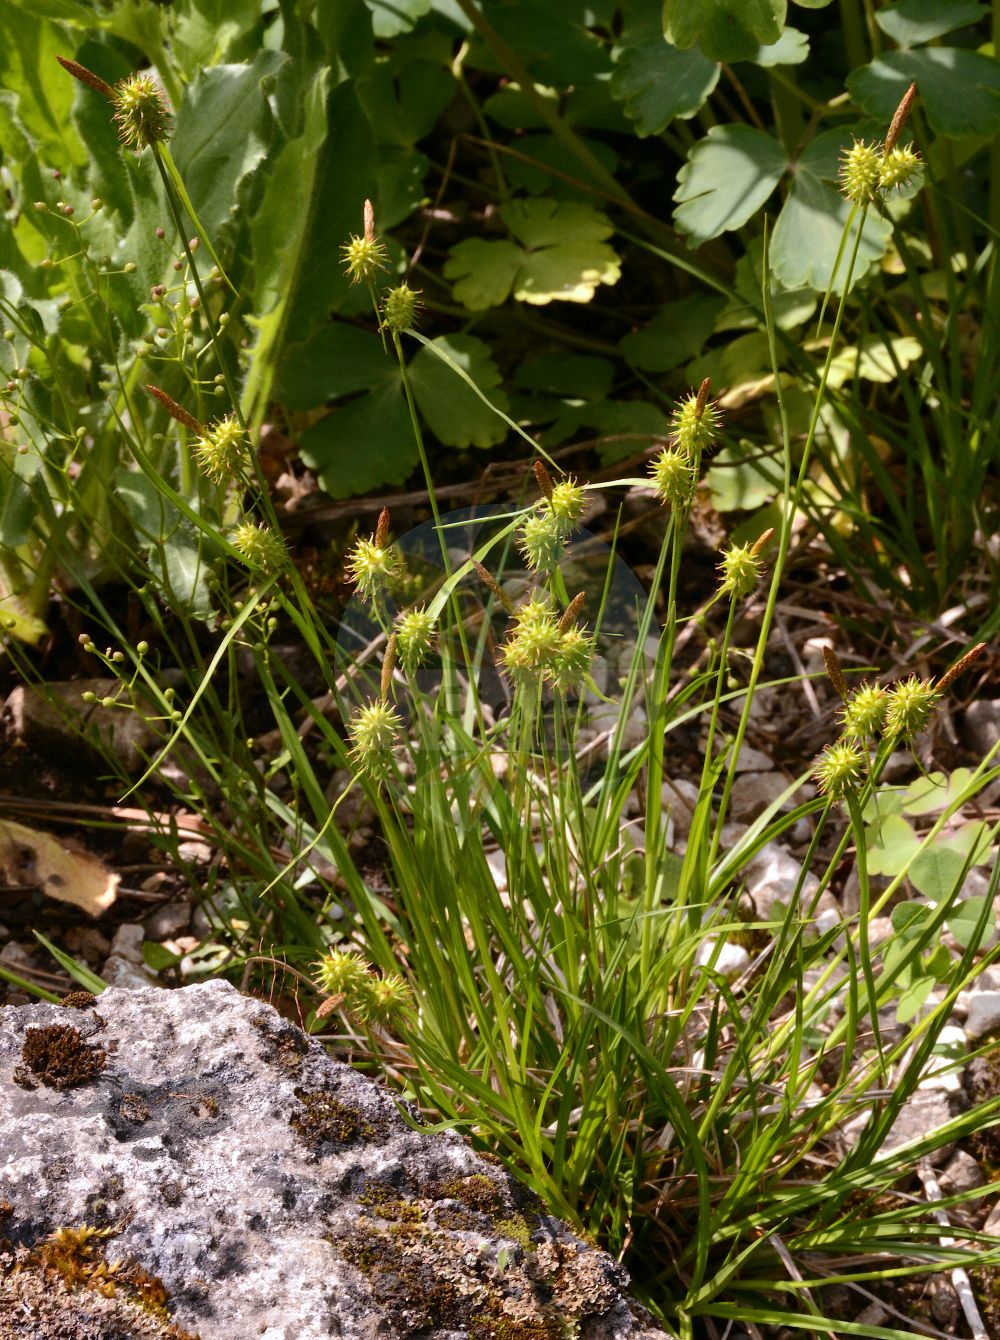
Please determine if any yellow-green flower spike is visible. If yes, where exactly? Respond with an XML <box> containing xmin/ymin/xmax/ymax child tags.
<box><xmin>879</xmin><ymin>144</ymin><xmax>921</xmax><ymax>192</ymax></box>
<box><xmin>839</xmin><ymin>139</ymin><xmax>882</xmax><ymax>206</ymax></box>
<box><xmin>718</xmin><ymin>542</ymin><xmax>762</xmax><ymax>600</ymax></box>
<box><xmin>841</xmin><ymin>683</ymin><xmax>888</xmax><ymax>740</ymax></box>
<box><xmin>395</xmin><ymin>607</ymin><xmax>436</xmax><ymax>675</ymax></box>
<box><xmin>883</xmin><ymin>675</ymin><xmax>938</xmax><ymax>741</ymax></box>
<box><xmin>649</xmin><ymin>446</ymin><xmax>695</xmax><ymax>508</ymax></box>
<box><xmin>112</xmin><ymin>73</ymin><xmax>172</xmax><ymax>152</ymax></box>
<box><xmin>382</xmin><ymin>284</ymin><xmax>421</xmax><ymax>333</ymax></box>
<box><xmin>349</xmin><ymin>699</ymin><xmax>402</xmax><ymax>776</ymax></box>
<box><xmin>346</xmin><ymin>536</ymin><xmax>400</xmax><ymax>603</ymax></box>
<box><xmin>194</xmin><ymin>414</ymin><xmax>248</xmax><ymax>483</ymax></box>
<box><xmin>518</xmin><ymin>511</ymin><xmax>565</xmax><ymax>572</ymax></box>
<box><xmin>232</xmin><ymin>520</ymin><xmax>287</xmax><ymax>574</ymax></box>
<box><xmin>313</xmin><ymin>948</ymin><xmax>371</xmax><ymax>997</ymax></box>
<box><xmin>813</xmin><ymin>739</ymin><xmax>865</xmax><ymax>799</ymax></box>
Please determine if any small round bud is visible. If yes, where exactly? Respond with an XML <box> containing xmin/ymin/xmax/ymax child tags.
<box><xmin>81</xmin><ymin>691</ymin><xmax>97</xmax><ymax>703</ymax></box>
<box><xmin>3</xmin><ymin>330</ymin><xmax>13</xmax><ymax>341</ymax></box>
<box><xmin>123</xmin><ymin>262</ymin><xmax>137</xmax><ymax>273</ymax></box>
<box><xmin>101</xmin><ymin>695</ymin><xmax>116</xmax><ymax>708</ymax></box>
<box><xmin>155</xmin><ymin>227</ymin><xmax>166</xmax><ymax>240</ymax></box>
<box><xmin>38</xmin><ymin>258</ymin><xmax>53</xmax><ymax>270</ymax></box>
<box><xmin>33</xmin><ymin>201</ymin><xmax>48</xmax><ymax>213</ymax></box>
<box><xmin>136</xmin><ymin>640</ymin><xmax>149</xmax><ymax>656</ymax></box>
<box><xmin>112</xmin><ymin>650</ymin><xmax>124</xmax><ymax>662</ymax></box>
<box><xmin>90</xmin><ymin>198</ymin><xmax>103</xmax><ymax>211</ymax></box>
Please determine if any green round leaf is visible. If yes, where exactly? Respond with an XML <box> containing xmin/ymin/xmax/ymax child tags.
<box><xmin>662</xmin><ymin>0</ymin><xmax>787</xmax><ymax>61</ymax></box>
<box><xmin>848</xmin><ymin>48</ymin><xmax>1000</xmax><ymax>138</ymax></box>
<box><xmin>408</xmin><ymin>334</ymin><xmax>510</xmax><ymax>449</ymax></box>
<box><xmin>610</xmin><ymin>39</ymin><xmax>719</xmax><ymax>137</ymax></box>
<box><xmin>875</xmin><ymin>0</ymin><xmax>988</xmax><ymax>47</ymax></box>
<box><xmin>673</xmin><ymin>125</ymin><xmax>787</xmax><ymax>246</ymax></box>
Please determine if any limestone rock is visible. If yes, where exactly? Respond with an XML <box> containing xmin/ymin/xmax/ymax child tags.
<box><xmin>0</xmin><ymin>981</ymin><xmax>668</xmax><ymax>1340</ymax></box>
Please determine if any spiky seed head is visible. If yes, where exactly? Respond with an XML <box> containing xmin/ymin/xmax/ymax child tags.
<box><xmin>670</xmin><ymin>389</ymin><xmax>721</xmax><ymax>458</ymax></box>
<box><xmin>194</xmin><ymin>414</ymin><xmax>248</xmax><ymax>482</ymax></box>
<box><xmin>519</xmin><ymin>510</ymin><xmax>565</xmax><ymax>572</ymax></box>
<box><xmin>112</xmin><ymin>73</ymin><xmax>171</xmax><ymax>152</ymax></box>
<box><xmin>341</xmin><ymin>233</ymin><xmax>388</xmax><ymax>285</ymax></box>
<box><xmin>501</xmin><ymin>595</ymin><xmax>561</xmax><ymax>684</ymax></box>
<box><xmin>813</xmin><ymin>739</ymin><xmax>865</xmax><ymax>799</ymax></box>
<box><xmin>547</xmin><ymin>478</ymin><xmax>586</xmax><ymax>534</ymax></box>
<box><xmin>395</xmin><ymin>606</ymin><xmax>435</xmax><ymax>674</ymax></box>
<box><xmin>382</xmin><ymin>284</ymin><xmax>421</xmax><ymax>333</ymax></box>
<box><xmin>355</xmin><ymin>972</ymin><xmax>412</xmax><ymax>1026</ymax></box>
<box><xmin>650</xmin><ymin>446</ymin><xmax>695</xmax><ymax>508</ymax></box>
<box><xmin>841</xmin><ymin>683</ymin><xmax>888</xmax><ymax>739</ymax></box>
<box><xmin>313</xmin><ymin>948</ymin><xmax>370</xmax><ymax>997</ymax></box>
<box><xmin>839</xmin><ymin>139</ymin><xmax>882</xmax><ymax>206</ymax></box>
<box><xmin>718</xmin><ymin>542</ymin><xmax>762</xmax><ymax>600</ymax></box>
<box><xmin>879</xmin><ymin>144</ymin><xmax>921</xmax><ymax>192</ymax></box>
<box><xmin>349</xmin><ymin>699</ymin><xmax>402</xmax><ymax>776</ymax></box>
<box><xmin>550</xmin><ymin>625</ymin><xmax>594</xmax><ymax>693</ymax></box>
<box><xmin>883</xmin><ymin>675</ymin><xmax>938</xmax><ymax>740</ymax></box>
<box><xmin>232</xmin><ymin>520</ymin><xmax>287</xmax><ymax>573</ymax></box>
<box><xmin>346</xmin><ymin>536</ymin><xmax>400</xmax><ymax>603</ymax></box>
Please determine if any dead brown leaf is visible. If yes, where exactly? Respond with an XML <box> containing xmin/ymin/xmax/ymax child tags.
<box><xmin>0</xmin><ymin>819</ymin><xmax>119</xmax><ymax>916</ymax></box>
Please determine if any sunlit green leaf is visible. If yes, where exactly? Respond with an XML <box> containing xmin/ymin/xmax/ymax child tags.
<box><xmin>610</xmin><ymin>38</ymin><xmax>719</xmax><ymax>137</ymax></box>
<box><xmin>902</xmin><ymin>768</ymin><xmax>975</xmax><ymax>816</ymax></box>
<box><xmin>947</xmin><ymin>897</ymin><xmax>992</xmax><ymax>949</ymax></box>
<box><xmin>409</xmin><ymin>334</ymin><xmax>510</xmax><ymax>448</ymax></box>
<box><xmin>674</xmin><ymin>125</ymin><xmax>787</xmax><ymax>245</ymax></box>
<box><xmin>910</xmin><ymin>823</ymin><xmax>993</xmax><ymax>901</ymax></box>
<box><xmin>662</xmin><ymin>0</ymin><xmax>786</xmax><ymax>61</ymax></box>
<box><xmin>848</xmin><ymin>48</ymin><xmax>1000</xmax><ymax>137</ymax></box>
<box><xmin>875</xmin><ymin>0</ymin><xmax>987</xmax><ymax>46</ymax></box>
<box><xmin>866</xmin><ymin>814</ymin><xmax>921</xmax><ymax>876</ymax></box>
<box><xmin>895</xmin><ymin>974</ymin><xmax>935</xmax><ymax>1022</ymax></box>
<box><xmin>753</xmin><ymin>26</ymin><xmax>809</xmax><ymax>65</ymax></box>
<box><xmin>172</xmin><ymin>50</ymin><xmax>285</xmax><ymax>242</ymax></box>
<box><xmin>445</xmin><ymin>198</ymin><xmax>620</xmax><ymax>308</ymax></box>
<box><xmin>827</xmin><ymin>336</ymin><xmax>924</xmax><ymax>386</ymax></box>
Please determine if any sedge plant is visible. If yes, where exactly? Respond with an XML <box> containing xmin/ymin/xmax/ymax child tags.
<box><xmin>4</xmin><ymin>67</ymin><xmax>1000</xmax><ymax>1340</ymax></box>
